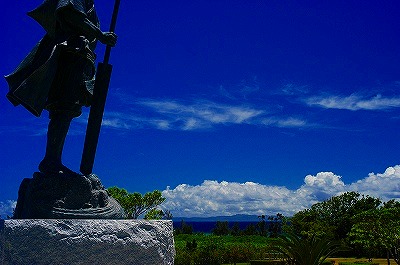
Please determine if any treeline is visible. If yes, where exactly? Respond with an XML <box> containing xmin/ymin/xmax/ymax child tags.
<box><xmin>175</xmin><ymin>191</ymin><xmax>400</xmax><ymax>263</ymax></box>
<box><xmin>290</xmin><ymin>191</ymin><xmax>400</xmax><ymax>260</ymax></box>
<box><xmin>175</xmin><ymin>214</ymin><xmax>285</xmax><ymax>237</ymax></box>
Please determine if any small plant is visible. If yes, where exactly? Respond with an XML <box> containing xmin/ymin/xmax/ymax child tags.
<box><xmin>186</xmin><ymin>239</ymin><xmax>197</xmax><ymax>252</ymax></box>
<box><xmin>269</xmin><ymin>232</ymin><xmax>343</xmax><ymax>265</ymax></box>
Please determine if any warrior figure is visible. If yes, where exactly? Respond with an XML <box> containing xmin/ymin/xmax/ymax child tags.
<box><xmin>5</xmin><ymin>0</ymin><xmax>117</xmax><ymax>175</ymax></box>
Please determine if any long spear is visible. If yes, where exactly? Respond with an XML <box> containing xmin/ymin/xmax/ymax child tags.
<box><xmin>80</xmin><ymin>0</ymin><xmax>121</xmax><ymax>175</ymax></box>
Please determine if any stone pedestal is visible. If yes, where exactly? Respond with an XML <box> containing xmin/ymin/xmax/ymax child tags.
<box><xmin>0</xmin><ymin>219</ymin><xmax>175</xmax><ymax>265</ymax></box>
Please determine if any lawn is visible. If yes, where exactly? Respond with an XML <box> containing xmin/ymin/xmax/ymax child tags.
<box><xmin>176</xmin><ymin>234</ymin><xmax>396</xmax><ymax>265</ymax></box>
<box><xmin>327</xmin><ymin>258</ymin><xmax>391</xmax><ymax>265</ymax></box>
<box><xmin>221</xmin><ymin>258</ymin><xmax>393</xmax><ymax>265</ymax></box>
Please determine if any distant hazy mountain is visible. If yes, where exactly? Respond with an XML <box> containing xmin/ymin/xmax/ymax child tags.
<box><xmin>172</xmin><ymin>214</ymin><xmax>259</xmax><ymax>222</ymax></box>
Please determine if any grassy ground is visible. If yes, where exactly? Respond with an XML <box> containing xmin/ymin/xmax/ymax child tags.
<box><xmin>327</xmin><ymin>258</ymin><xmax>390</xmax><ymax>265</ymax></box>
<box><xmin>222</xmin><ymin>263</ymin><xmax>248</xmax><ymax>265</ymax></box>
<box><xmin>222</xmin><ymin>258</ymin><xmax>393</xmax><ymax>265</ymax></box>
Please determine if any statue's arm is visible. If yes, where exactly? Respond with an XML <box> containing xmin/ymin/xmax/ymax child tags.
<box><xmin>57</xmin><ymin>8</ymin><xmax>117</xmax><ymax>46</ymax></box>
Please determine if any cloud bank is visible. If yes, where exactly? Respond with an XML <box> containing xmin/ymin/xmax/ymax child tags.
<box><xmin>162</xmin><ymin>165</ymin><xmax>400</xmax><ymax>217</ymax></box>
<box><xmin>0</xmin><ymin>200</ymin><xmax>16</xmax><ymax>218</ymax></box>
<box><xmin>1</xmin><ymin>166</ymin><xmax>399</xmax><ymax>218</ymax></box>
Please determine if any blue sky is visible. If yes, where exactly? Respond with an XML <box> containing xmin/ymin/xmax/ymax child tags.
<box><xmin>1</xmin><ymin>0</ymin><xmax>400</xmax><ymax>217</ymax></box>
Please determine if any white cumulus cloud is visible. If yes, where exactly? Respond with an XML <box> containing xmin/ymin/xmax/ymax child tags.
<box><xmin>162</xmin><ymin>180</ymin><xmax>302</xmax><ymax>217</ymax></box>
<box><xmin>3</xmin><ymin>166</ymin><xmax>399</xmax><ymax>218</ymax></box>
<box><xmin>0</xmin><ymin>200</ymin><xmax>16</xmax><ymax>218</ymax></box>
<box><xmin>350</xmin><ymin>165</ymin><xmax>400</xmax><ymax>199</ymax></box>
<box><xmin>301</xmin><ymin>172</ymin><xmax>345</xmax><ymax>200</ymax></box>
<box><xmin>162</xmin><ymin>165</ymin><xmax>400</xmax><ymax>217</ymax></box>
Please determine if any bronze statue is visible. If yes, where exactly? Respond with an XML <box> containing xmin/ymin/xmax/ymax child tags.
<box><xmin>5</xmin><ymin>0</ymin><xmax>116</xmax><ymax>175</ymax></box>
<box><xmin>5</xmin><ymin>0</ymin><xmax>124</xmax><ymax>219</ymax></box>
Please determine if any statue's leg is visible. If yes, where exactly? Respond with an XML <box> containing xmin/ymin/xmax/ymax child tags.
<box><xmin>39</xmin><ymin>111</ymin><xmax>77</xmax><ymax>175</ymax></box>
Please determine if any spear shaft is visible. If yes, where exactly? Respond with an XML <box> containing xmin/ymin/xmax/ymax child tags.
<box><xmin>104</xmin><ymin>0</ymin><xmax>121</xmax><ymax>65</ymax></box>
<box><xmin>80</xmin><ymin>0</ymin><xmax>121</xmax><ymax>175</ymax></box>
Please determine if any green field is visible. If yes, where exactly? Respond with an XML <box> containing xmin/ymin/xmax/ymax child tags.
<box><xmin>220</xmin><ymin>259</ymin><xmax>392</xmax><ymax>265</ymax></box>
<box><xmin>327</xmin><ymin>258</ymin><xmax>392</xmax><ymax>265</ymax></box>
<box><xmin>175</xmin><ymin>234</ymin><xmax>395</xmax><ymax>265</ymax></box>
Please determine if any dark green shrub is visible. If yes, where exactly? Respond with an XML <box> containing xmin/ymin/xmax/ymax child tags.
<box><xmin>174</xmin><ymin>234</ymin><xmax>273</xmax><ymax>264</ymax></box>
<box><xmin>174</xmin><ymin>249</ymin><xmax>193</xmax><ymax>265</ymax></box>
<box><xmin>222</xmin><ymin>242</ymin><xmax>256</xmax><ymax>264</ymax></box>
<box><xmin>269</xmin><ymin>233</ymin><xmax>342</xmax><ymax>265</ymax></box>
<box><xmin>250</xmin><ymin>261</ymin><xmax>285</xmax><ymax>265</ymax></box>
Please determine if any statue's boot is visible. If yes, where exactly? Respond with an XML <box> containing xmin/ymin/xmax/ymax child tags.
<box><xmin>39</xmin><ymin>112</ymin><xmax>78</xmax><ymax>175</ymax></box>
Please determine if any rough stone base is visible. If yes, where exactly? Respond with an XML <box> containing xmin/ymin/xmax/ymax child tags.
<box><xmin>14</xmin><ymin>173</ymin><xmax>125</xmax><ymax>219</ymax></box>
<box><xmin>0</xmin><ymin>219</ymin><xmax>175</xmax><ymax>265</ymax></box>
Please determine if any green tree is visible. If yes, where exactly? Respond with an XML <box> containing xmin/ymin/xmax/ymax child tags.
<box><xmin>243</xmin><ymin>223</ymin><xmax>257</xmax><ymax>235</ymax></box>
<box><xmin>383</xmin><ymin>199</ymin><xmax>400</xmax><ymax>209</ymax></box>
<box><xmin>175</xmin><ymin>220</ymin><xmax>193</xmax><ymax>235</ymax></box>
<box><xmin>268</xmin><ymin>213</ymin><xmax>285</xmax><ymax>237</ymax></box>
<box><xmin>270</xmin><ymin>232</ymin><xmax>343</xmax><ymax>265</ymax></box>
<box><xmin>144</xmin><ymin>208</ymin><xmax>164</xmax><ymax>220</ymax></box>
<box><xmin>212</xmin><ymin>221</ymin><xmax>230</xmax><ymax>236</ymax></box>
<box><xmin>350</xmin><ymin>206</ymin><xmax>400</xmax><ymax>265</ymax></box>
<box><xmin>257</xmin><ymin>215</ymin><xmax>267</xmax><ymax>236</ymax></box>
<box><xmin>291</xmin><ymin>192</ymin><xmax>381</xmax><ymax>240</ymax></box>
<box><xmin>107</xmin><ymin>187</ymin><xmax>165</xmax><ymax>219</ymax></box>
<box><xmin>290</xmin><ymin>208</ymin><xmax>336</xmax><ymax>239</ymax></box>
<box><xmin>230</xmin><ymin>222</ymin><xmax>242</xmax><ymax>236</ymax></box>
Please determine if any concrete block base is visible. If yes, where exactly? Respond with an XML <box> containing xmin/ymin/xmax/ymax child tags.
<box><xmin>0</xmin><ymin>219</ymin><xmax>175</xmax><ymax>265</ymax></box>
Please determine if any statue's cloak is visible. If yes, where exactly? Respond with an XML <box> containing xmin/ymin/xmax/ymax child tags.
<box><xmin>5</xmin><ymin>0</ymin><xmax>98</xmax><ymax>117</ymax></box>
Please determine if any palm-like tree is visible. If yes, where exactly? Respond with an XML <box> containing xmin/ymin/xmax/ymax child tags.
<box><xmin>269</xmin><ymin>232</ymin><xmax>342</xmax><ymax>265</ymax></box>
